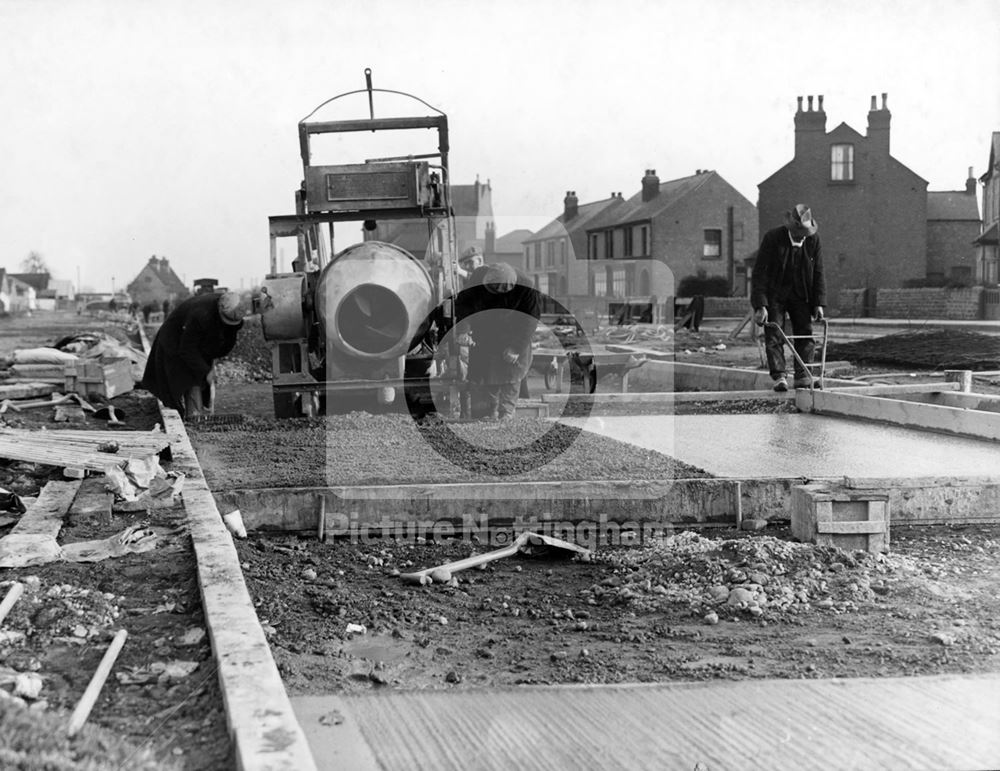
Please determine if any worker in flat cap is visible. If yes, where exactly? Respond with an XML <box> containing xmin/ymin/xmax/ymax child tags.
<box><xmin>141</xmin><ymin>290</ymin><xmax>252</xmax><ymax>419</ymax></box>
<box><xmin>750</xmin><ymin>204</ymin><xmax>826</xmax><ymax>391</ymax></box>
<box><xmin>453</xmin><ymin>262</ymin><xmax>541</xmax><ymax>420</ymax></box>
<box><xmin>457</xmin><ymin>246</ymin><xmax>485</xmax><ymax>285</ymax></box>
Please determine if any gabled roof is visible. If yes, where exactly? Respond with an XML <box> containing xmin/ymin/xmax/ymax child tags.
<box><xmin>10</xmin><ymin>272</ymin><xmax>49</xmax><ymax>291</ymax></box>
<box><xmin>493</xmin><ymin>228</ymin><xmax>533</xmax><ymax>253</ymax></box>
<box><xmin>927</xmin><ymin>191</ymin><xmax>980</xmax><ymax>221</ymax></box>
<box><xmin>524</xmin><ymin>196</ymin><xmax>623</xmax><ymax>243</ymax></box>
<box><xmin>980</xmin><ymin>132</ymin><xmax>1000</xmax><ymax>182</ymax></box>
<box><xmin>585</xmin><ymin>172</ymin><xmax>715</xmax><ymax>231</ymax></box>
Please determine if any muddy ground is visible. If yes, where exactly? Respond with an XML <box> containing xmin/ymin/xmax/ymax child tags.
<box><xmin>0</xmin><ymin>311</ymin><xmax>231</xmax><ymax>769</ymax></box>
<box><xmin>241</xmin><ymin>524</ymin><xmax>1000</xmax><ymax>695</ymax></box>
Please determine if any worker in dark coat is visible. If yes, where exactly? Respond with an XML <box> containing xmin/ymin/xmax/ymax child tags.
<box><xmin>750</xmin><ymin>204</ymin><xmax>826</xmax><ymax>391</ymax></box>
<box><xmin>454</xmin><ymin>263</ymin><xmax>540</xmax><ymax>420</ymax></box>
<box><xmin>141</xmin><ymin>291</ymin><xmax>248</xmax><ymax>419</ymax></box>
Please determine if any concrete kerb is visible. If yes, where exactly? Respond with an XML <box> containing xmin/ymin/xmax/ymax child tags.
<box><xmin>213</xmin><ymin>470</ymin><xmax>1000</xmax><ymax>539</ymax></box>
<box><xmin>161</xmin><ymin>407</ymin><xmax>318</xmax><ymax>771</ymax></box>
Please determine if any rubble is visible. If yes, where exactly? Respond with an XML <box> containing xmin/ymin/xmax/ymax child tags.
<box><xmin>588</xmin><ymin>530</ymin><xmax>922</xmax><ymax>619</ymax></box>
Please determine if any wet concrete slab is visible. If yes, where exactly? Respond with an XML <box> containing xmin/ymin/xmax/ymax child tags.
<box><xmin>564</xmin><ymin>413</ymin><xmax>1000</xmax><ymax>479</ymax></box>
<box><xmin>292</xmin><ymin>673</ymin><xmax>1000</xmax><ymax>771</ymax></box>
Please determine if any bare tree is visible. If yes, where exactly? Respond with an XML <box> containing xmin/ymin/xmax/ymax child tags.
<box><xmin>20</xmin><ymin>251</ymin><xmax>50</xmax><ymax>274</ymax></box>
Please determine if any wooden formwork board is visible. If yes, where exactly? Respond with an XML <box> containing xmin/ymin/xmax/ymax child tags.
<box><xmin>795</xmin><ymin>389</ymin><xmax>1000</xmax><ymax>442</ymax></box>
<box><xmin>160</xmin><ymin>407</ymin><xmax>318</xmax><ymax>771</ymax></box>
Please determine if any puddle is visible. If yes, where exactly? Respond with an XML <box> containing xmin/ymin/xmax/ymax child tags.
<box><xmin>340</xmin><ymin>635</ymin><xmax>413</xmax><ymax>664</ymax></box>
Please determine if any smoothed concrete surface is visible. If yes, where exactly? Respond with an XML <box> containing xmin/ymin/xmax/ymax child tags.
<box><xmin>292</xmin><ymin>673</ymin><xmax>1000</xmax><ymax>771</ymax></box>
<box><xmin>564</xmin><ymin>413</ymin><xmax>1000</xmax><ymax>479</ymax></box>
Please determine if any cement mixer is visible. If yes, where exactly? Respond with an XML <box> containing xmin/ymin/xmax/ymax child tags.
<box><xmin>258</xmin><ymin>71</ymin><xmax>462</xmax><ymax>418</ymax></box>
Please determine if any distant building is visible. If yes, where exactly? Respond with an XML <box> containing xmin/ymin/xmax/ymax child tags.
<box><xmin>926</xmin><ymin>168</ymin><xmax>981</xmax><ymax>285</ymax></box>
<box><xmin>127</xmin><ymin>256</ymin><xmax>190</xmax><ymax>307</ymax></box>
<box><xmin>523</xmin><ymin>169</ymin><xmax>757</xmax><ymax>325</ymax></box>
<box><xmin>371</xmin><ymin>177</ymin><xmax>495</xmax><ymax>261</ymax></box>
<box><xmin>758</xmin><ymin>94</ymin><xmax>983</xmax><ymax>305</ymax></box>
<box><xmin>486</xmin><ymin>227</ymin><xmax>532</xmax><ymax>273</ymax></box>
<box><xmin>0</xmin><ymin>269</ymin><xmax>37</xmax><ymax>313</ymax></box>
<box><xmin>976</xmin><ymin>132</ymin><xmax>1000</xmax><ymax>285</ymax></box>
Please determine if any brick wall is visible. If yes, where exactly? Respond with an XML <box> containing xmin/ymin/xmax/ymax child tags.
<box><xmin>836</xmin><ymin>288</ymin><xmax>869</xmax><ymax>317</ymax></box>
<box><xmin>704</xmin><ymin>297</ymin><xmax>751</xmax><ymax>316</ymax></box>
<box><xmin>873</xmin><ymin>287</ymin><xmax>984</xmax><ymax>319</ymax></box>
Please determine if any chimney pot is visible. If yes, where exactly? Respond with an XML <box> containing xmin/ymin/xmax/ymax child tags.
<box><xmin>807</xmin><ymin>95</ymin><xmax>814</xmax><ymax>111</ymax></box>
<box><xmin>870</xmin><ymin>95</ymin><xmax>877</xmax><ymax>110</ymax></box>
<box><xmin>796</xmin><ymin>96</ymin><xmax>803</xmax><ymax>112</ymax></box>
<box><xmin>817</xmin><ymin>95</ymin><xmax>824</xmax><ymax>111</ymax></box>
<box><xmin>881</xmin><ymin>92</ymin><xmax>888</xmax><ymax>109</ymax></box>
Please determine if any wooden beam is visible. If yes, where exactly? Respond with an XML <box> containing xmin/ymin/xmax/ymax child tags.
<box><xmin>0</xmin><ymin>480</ymin><xmax>82</xmax><ymax>568</ymax></box>
<box><xmin>796</xmin><ymin>389</ymin><xmax>1000</xmax><ymax>442</ymax></box>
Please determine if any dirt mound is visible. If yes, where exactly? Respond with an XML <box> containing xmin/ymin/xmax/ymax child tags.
<box><xmin>827</xmin><ymin>329</ymin><xmax>1000</xmax><ymax>371</ymax></box>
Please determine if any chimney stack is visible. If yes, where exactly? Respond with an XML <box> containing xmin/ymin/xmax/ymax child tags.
<box><xmin>641</xmin><ymin>169</ymin><xmax>660</xmax><ymax>202</ymax></box>
<box><xmin>563</xmin><ymin>190</ymin><xmax>579</xmax><ymax>220</ymax></box>
<box><xmin>966</xmin><ymin>166</ymin><xmax>977</xmax><ymax>195</ymax></box>
<box><xmin>485</xmin><ymin>221</ymin><xmax>496</xmax><ymax>255</ymax></box>
<box><xmin>867</xmin><ymin>92</ymin><xmax>891</xmax><ymax>155</ymax></box>
<box><xmin>794</xmin><ymin>94</ymin><xmax>827</xmax><ymax>158</ymax></box>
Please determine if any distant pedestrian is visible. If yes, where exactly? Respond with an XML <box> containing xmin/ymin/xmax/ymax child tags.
<box><xmin>751</xmin><ymin>204</ymin><xmax>826</xmax><ymax>391</ymax></box>
<box><xmin>108</xmin><ymin>297</ymin><xmax>118</xmax><ymax>314</ymax></box>
<box><xmin>141</xmin><ymin>303</ymin><xmax>153</xmax><ymax>323</ymax></box>
<box><xmin>162</xmin><ymin>298</ymin><xmax>170</xmax><ymax>317</ymax></box>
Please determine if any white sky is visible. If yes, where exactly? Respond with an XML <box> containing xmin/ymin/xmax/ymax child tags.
<box><xmin>1</xmin><ymin>0</ymin><xmax>998</xmax><ymax>293</ymax></box>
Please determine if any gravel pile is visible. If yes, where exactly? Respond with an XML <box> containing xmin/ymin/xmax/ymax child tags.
<box><xmin>589</xmin><ymin>531</ymin><xmax>902</xmax><ymax>621</ymax></box>
<box><xmin>827</xmin><ymin>329</ymin><xmax>1000</xmax><ymax>371</ymax></box>
<box><xmin>0</xmin><ymin>577</ymin><xmax>123</xmax><ymax>650</ymax></box>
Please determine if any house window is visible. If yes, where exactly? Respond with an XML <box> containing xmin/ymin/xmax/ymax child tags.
<box><xmin>536</xmin><ymin>274</ymin><xmax>549</xmax><ymax>294</ymax></box>
<box><xmin>703</xmin><ymin>229</ymin><xmax>722</xmax><ymax>259</ymax></box>
<box><xmin>831</xmin><ymin>144</ymin><xmax>854</xmax><ymax>181</ymax></box>
<box><xmin>604</xmin><ymin>231</ymin><xmax>614</xmax><ymax>260</ymax></box>
<box><xmin>589</xmin><ymin>233</ymin><xmax>600</xmax><ymax>260</ymax></box>
<box><xmin>560</xmin><ymin>239</ymin><xmax>567</xmax><ymax>263</ymax></box>
<box><xmin>592</xmin><ymin>271</ymin><xmax>607</xmax><ymax>296</ymax></box>
<box><xmin>639</xmin><ymin>225</ymin><xmax>650</xmax><ymax>256</ymax></box>
<box><xmin>623</xmin><ymin>227</ymin><xmax>633</xmax><ymax>257</ymax></box>
<box><xmin>546</xmin><ymin>241</ymin><xmax>555</xmax><ymax>267</ymax></box>
<box><xmin>609</xmin><ymin>267</ymin><xmax>626</xmax><ymax>296</ymax></box>
<box><xmin>524</xmin><ymin>246</ymin><xmax>530</xmax><ymax>263</ymax></box>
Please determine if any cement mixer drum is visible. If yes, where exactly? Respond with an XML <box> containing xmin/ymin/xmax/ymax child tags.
<box><xmin>316</xmin><ymin>240</ymin><xmax>435</xmax><ymax>361</ymax></box>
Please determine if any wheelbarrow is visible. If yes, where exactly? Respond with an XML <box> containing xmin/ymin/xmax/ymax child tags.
<box><xmin>763</xmin><ymin>318</ymin><xmax>829</xmax><ymax>389</ymax></box>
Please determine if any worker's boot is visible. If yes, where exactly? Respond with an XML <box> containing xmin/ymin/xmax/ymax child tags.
<box><xmin>793</xmin><ymin>374</ymin><xmax>814</xmax><ymax>389</ymax></box>
<box><xmin>772</xmin><ymin>376</ymin><xmax>788</xmax><ymax>392</ymax></box>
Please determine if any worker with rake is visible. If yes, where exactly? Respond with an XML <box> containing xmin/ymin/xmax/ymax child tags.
<box><xmin>751</xmin><ymin>204</ymin><xmax>826</xmax><ymax>391</ymax></box>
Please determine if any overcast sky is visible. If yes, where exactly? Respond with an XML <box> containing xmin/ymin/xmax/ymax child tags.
<box><xmin>2</xmin><ymin>0</ymin><xmax>998</xmax><ymax>293</ymax></box>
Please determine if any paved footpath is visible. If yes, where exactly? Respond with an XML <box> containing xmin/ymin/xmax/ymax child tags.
<box><xmin>292</xmin><ymin>672</ymin><xmax>1000</xmax><ymax>770</ymax></box>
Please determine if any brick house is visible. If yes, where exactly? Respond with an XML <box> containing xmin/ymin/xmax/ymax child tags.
<box><xmin>126</xmin><ymin>256</ymin><xmax>189</xmax><ymax>307</ymax></box>
<box><xmin>0</xmin><ymin>269</ymin><xmax>37</xmax><ymax>312</ymax></box>
<box><xmin>975</xmin><ymin>132</ymin><xmax>1000</xmax><ymax>285</ymax></box>
<box><xmin>524</xmin><ymin>170</ymin><xmax>757</xmax><ymax>324</ymax></box>
<box><xmin>521</xmin><ymin>193</ymin><xmax>622</xmax><ymax>321</ymax></box>
<box><xmin>758</xmin><ymin>94</ymin><xmax>929</xmax><ymax>306</ymax></box>
<box><xmin>926</xmin><ymin>168</ymin><xmax>981</xmax><ymax>285</ymax></box>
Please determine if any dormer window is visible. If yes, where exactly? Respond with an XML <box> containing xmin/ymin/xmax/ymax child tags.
<box><xmin>831</xmin><ymin>144</ymin><xmax>854</xmax><ymax>181</ymax></box>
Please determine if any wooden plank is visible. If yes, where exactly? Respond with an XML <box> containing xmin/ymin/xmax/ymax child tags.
<box><xmin>68</xmin><ymin>476</ymin><xmax>113</xmax><ymax>525</ymax></box>
<box><xmin>2</xmin><ymin>480</ymin><xmax>82</xmax><ymax>537</ymax></box>
<box><xmin>160</xmin><ymin>407</ymin><xmax>318</xmax><ymax>771</ymax></box>
<box><xmin>795</xmin><ymin>389</ymin><xmax>1000</xmax><ymax>442</ymax></box>
<box><xmin>0</xmin><ymin>382</ymin><xmax>58</xmax><ymax>399</ymax></box>
<box><xmin>543</xmin><ymin>390</ymin><xmax>794</xmax><ymax>404</ymax></box>
<box><xmin>0</xmin><ymin>436</ymin><xmax>126</xmax><ymax>472</ymax></box>
<box><xmin>827</xmin><ymin>383</ymin><xmax>961</xmax><ymax>396</ymax></box>
<box><xmin>817</xmin><ymin>521</ymin><xmax>886</xmax><ymax>534</ymax></box>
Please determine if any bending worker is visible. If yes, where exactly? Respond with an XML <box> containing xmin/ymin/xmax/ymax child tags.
<box><xmin>141</xmin><ymin>291</ymin><xmax>250</xmax><ymax>419</ymax></box>
<box><xmin>454</xmin><ymin>262</ymin><xmax>540</xmax><ymax>420</ymax></box>
<box><xmin>750</xmin><ymin>204</ymin><xmax>826</xmax><ymax>391</ymax></box>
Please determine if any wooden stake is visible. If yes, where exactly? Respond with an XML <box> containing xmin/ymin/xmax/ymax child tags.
<box><xmin>0</xmin><ymin>581</ymin><xmax>24</xmax><ymax>625</ymax></box>
<box><xmin>67</xmin><ymin>628</ymin><xmax>128</xmax><ymax>737</ymax></box>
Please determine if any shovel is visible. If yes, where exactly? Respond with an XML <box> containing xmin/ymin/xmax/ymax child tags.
<box><xmin>399</xmin><ymin>531</ymin><xmax>591</xmax><ymax>585</ymax></box>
